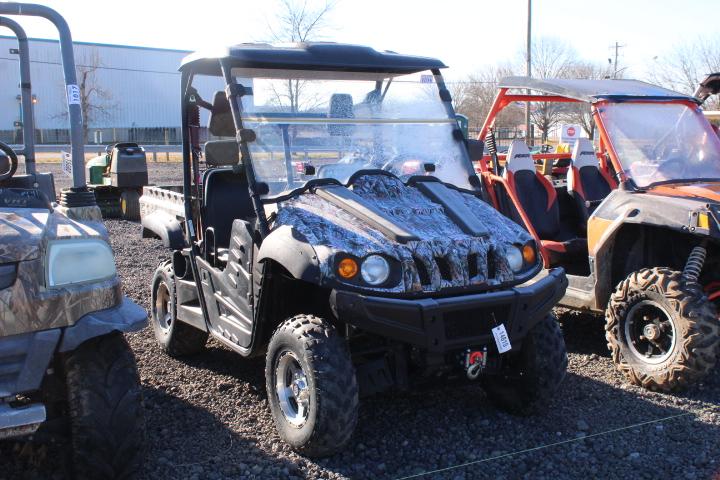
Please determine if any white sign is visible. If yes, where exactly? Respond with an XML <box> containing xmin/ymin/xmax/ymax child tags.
<box><xmin>61</xmin><ymin>151</ymin><xmax>73</xmax><ymax>178</ymax></box>
<box><xmin>492</xmin><ymin>323</ymin><xmax>512</xmax><ymax>354</ymax></box>
<box><xmin>66</xmin><ymin>84</ymin><xmax>81</xmax><ymax>105</ymax></box>
<box><xmin>560</xmin><ymin>123</ymin><xmax>583</xmax><ymax>146</ymax></box>
<box><xmin>420</xmin><ymin>74</ymin><xmax>434</xmax><ymax>84</ymax></box>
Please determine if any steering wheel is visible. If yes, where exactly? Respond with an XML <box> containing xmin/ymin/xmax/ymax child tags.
<box><xmin>0</xmin><ymin>142</ymin><xmax>19</xmax><ymax>182</ymax></box>
<box><xmin>656</xmin><ymin>156</ymin><xmax>686</xmax><ymax>178</ymax></box>
<box><xmin>381</xmin><ymin>154</ymin><xmax>432</xmax><ymax>177</ymax></box>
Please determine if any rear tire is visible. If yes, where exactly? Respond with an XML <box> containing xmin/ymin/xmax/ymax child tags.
<box><xmin>64</xmin><ymin>332</ymin><xmax>145</xmax><ymax>479</ymax></box>
<box><xmin>151</xmin><ymin>261</ymin><xmax>208</xmax><ymax>357</ymax></box>
<box><xmin>120</xmin><ymin>190</ymin><xmax>141</xmax><ymax>221</ymax></box>
<box><xmin>483</xmin><ymin>314</ymin><xmax>568</xmax><ymax>415</ymax></box>
<box><xmin>606</xmin><ymin>267</ymin><xmax>720</xmax><ymax>391</ymax></box>
<box><xmin>265</xmin><ymin>315</ymin><xmax>358</xmax><ymax>457</ymax></box>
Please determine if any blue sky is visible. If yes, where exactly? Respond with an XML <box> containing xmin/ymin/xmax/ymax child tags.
<box><xmin>3</xmin><ymin>0</ymin><xmax>718</xmax><ymax>79</ymax></box>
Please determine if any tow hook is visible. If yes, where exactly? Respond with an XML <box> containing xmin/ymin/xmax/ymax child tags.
<box><xmin>464</xmin><ymin>347</ymin><xmax>488</xmax><ymax>380</ymax></box>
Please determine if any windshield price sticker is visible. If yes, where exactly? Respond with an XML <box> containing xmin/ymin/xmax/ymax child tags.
<box><xmin>66</xmin><ymin>84</ymin><xmax>81</xmax><ymax>105</ymax></box>
<box><xmin>61</xmin><ymin>151</ymin><xmax>73</xmax><ymax>178</ymax></box>
<box><xmin>492</xmin><ymin>324</ymin><xmax>512</xmax><ymax>354</ymax></box>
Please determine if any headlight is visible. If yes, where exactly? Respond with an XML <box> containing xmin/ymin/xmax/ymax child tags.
<box><xmin>506</xmin><ymin>245</ymin><xmax>524</xmax><ymax>272</ymax></box>
<box><xmin>47</xmin><ymin>239</ymin><xmax>116</xmax><ymax>287</ymax></box>
<box><xmin>361</xmin><ymin>255</ymin><xmax>390</xmax><ymax>286</ymax></box>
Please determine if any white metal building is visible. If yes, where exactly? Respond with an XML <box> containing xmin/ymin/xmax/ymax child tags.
<box><xmin>0</xmin><ymin>36</ymin><xmax>221</xmax><ymax>143</ymax></box>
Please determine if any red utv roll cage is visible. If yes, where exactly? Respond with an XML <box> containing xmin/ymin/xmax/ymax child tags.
<box><xmin>475</xmin><ymin>82</ymin><xmax>700</xmax><ymax>267</ymax></box>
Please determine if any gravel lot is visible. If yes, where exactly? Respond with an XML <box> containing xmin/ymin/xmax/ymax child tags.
<box><xmin>1</xmin><ymin>162</ymin><xmax>719</xmax><ymax>479</ymax></box>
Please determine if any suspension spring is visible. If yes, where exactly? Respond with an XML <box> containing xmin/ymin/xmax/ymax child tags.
<box><xmin>683</xmin><ymin>245</ymin><xmax>707</xmax><ymax>283</ymax></box>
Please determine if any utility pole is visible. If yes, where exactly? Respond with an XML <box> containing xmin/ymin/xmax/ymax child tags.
<box><xmin>611</xmin><ymin>42</ymin><xmax>625</xmax><ymax>79</ymax></box>
<box><xmin>525</xmin><ymin>0</ymin><xmax>532</xmax><ymax>145</ymax></box>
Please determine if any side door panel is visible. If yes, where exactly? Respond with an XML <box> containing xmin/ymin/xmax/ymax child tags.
<box><xmin>199</xmin><ymin>220</ymin><xmax>256</xmax><ymax>349</ymax></box>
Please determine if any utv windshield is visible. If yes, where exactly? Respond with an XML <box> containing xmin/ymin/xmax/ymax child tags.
<box><xmin>229</xmin><ymin>69</ymin><xmax>474</xmax><ymax>197</ymax></box>
<box><xmin>599</xmin><ymin>102</ymin><xmax>720</xmax><ymax>187</ymax></box>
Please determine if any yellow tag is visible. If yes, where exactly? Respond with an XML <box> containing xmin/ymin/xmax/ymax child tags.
<box><xmin>698</xmin><ymin>212</ymin><xmax>710</xmax><ymax>230</ymax></box>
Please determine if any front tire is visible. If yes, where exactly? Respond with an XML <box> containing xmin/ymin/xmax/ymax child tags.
<box><xmin>483</xmin><ymin>314</ymin><xmax>568</xmax><ymax>415</ymax></box>
<box><xmin>151</xmin><ymin>261</ymin><xmax>208</xmax><ymax>357</ymax></box>
<box><xmin>265</xmin><ymin>315</ymin><xmax>358</xmax><ymax>457</ymax></box>
<box><xmin>64</xmin><ymin>332</ymin><xmax>146</xmax><ymax>479</ymax></box>
<box><xmin>606</xmin><ymin>267</ymin><xmax>720</xmax><ymax>391</ymax></box>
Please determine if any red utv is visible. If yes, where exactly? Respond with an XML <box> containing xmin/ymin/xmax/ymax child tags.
<box><xmin>476</xmin><ymin>77</ymin><xmax>720</xmax><ymax>392</ymax></box>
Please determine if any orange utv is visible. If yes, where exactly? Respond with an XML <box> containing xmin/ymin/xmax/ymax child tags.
<box><xmin>475</xmin><ymin>77</ymin><xmax>720</xmax><ymax>391</ymax></box>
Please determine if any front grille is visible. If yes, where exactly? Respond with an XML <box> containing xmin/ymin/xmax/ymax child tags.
<box><xmin>414</xmin><ymin>248</ymin><xmax>501</xmax><ymax>288</ymax></box>
<box><xmin>413</xmin><ymin>256</ymin><xmax>431</xmax><ymax>285</ymax></box>
<box><xmin>435</xmin><ymin>256</ymin><xmax>452</xmax><ymax>281</ymax></box>
<box><xmin>443</xmin><ymin>306</ymin><xmax>510</xmax><ymax>339</ymax></box>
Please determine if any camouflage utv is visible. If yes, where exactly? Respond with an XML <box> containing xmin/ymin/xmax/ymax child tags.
<box><xmin>141</xmin><ymin>43</ymin><xmax>569</xmax><ymax>457</ymax></box>
<box><xmin>0</xmin><ymin>4</ymin><xmax>146</xmax><ymax>478</ymax></box>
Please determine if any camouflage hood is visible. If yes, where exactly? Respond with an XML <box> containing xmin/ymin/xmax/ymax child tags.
<box><xmin>0</xmin><ymin>207</ymin><xmax>122</xmax><ymax>337</ymax></box>
<box><xmin>0</xmin><ymin>208</ymin><xmax>106</xmax><ymax>262</ymax></box>
<box><xmin>274</xmin><ymin>174</ymin><xmax>533</xmax><ymax>294</ymax></box>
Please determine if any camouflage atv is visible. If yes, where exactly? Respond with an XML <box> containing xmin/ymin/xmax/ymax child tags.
<box><xmin>0</xmin><ymin>4</ymin><xmax>146</xmax><ymax>478</ymax></box>
<box><xmin>141</xmin><ymin>43</ymin><xmax>569</xmax><ymax>456</ymax></box>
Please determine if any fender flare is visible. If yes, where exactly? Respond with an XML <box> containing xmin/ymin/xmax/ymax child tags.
<box><xmin>58</xmin><ymin>297</ymin><xmax>148</xmax><ymax>352</ymax></box>
<box><xmin>256</xmin><ymin>225</ymin><xmax>321</xmax><ymax>283</ymax></box>
<box><xmin>141</xmin><ymin>211</ymin><xmax>186</xmax><ymax>250</ymax></box>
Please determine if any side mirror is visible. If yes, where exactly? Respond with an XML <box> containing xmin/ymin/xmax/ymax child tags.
<box><xmin>466</xmin><ymin>139</ymin><xmax>484</xmax><ymax>162</ymax></box>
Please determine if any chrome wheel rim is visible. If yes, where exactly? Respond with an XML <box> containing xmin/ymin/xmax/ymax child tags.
<box><xmin>155</xmin><ymin>282</ymin><xmax>172</xmax><ymax>331</ymax></box>
<box><xmin>274</xmin><ymin>351</ymin><xmax>310</xmax><ymax>427</ymax></box>
<box><xmin>625</xmin><ymin>300</ymin><xmax>676</xmax><ymax>364</ymax></box>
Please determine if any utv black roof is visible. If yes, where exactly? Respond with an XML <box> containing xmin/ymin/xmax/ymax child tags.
<box><xmin>180</xmin><ymin>43</ymin><xmax>447</xmax><ymax>77</ymax></box>
<box><xmin>499</xmin><ymin>76</ymin><xmax>696</xmax><ymax>103</ymax></box>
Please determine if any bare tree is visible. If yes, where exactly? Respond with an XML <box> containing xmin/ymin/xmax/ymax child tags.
<box><xmin>523</xmin><ymin>38</ymin><xmax>581</xmax><ymax>142</ymax></box>
<box><xmin>649</xmin><ymin>35</ymin><xmax>720</xmax><ymax>110</ymax></box>
<box><xmin>54</xmin><ymin>50</ymin><xmax>116</xmax><ymax>143</ymax></box>
<box><xmin>563</xmin><ymin>62</ymin><xmax>614</xmax><ymax>138</ymax></box>
<box><xmin>77</xmin><ymin>50</ymin><xmax>116</xmax><ymax>143</ymax></box>
<box><xmin>451</xmin><ymin>65</ymin><xmax>522</xmax><ymax>136</ymax></box>
<box><xmin>267</xmin><ymin>0</ymin><xmax>336</xmax><ymax>112</ymax></box>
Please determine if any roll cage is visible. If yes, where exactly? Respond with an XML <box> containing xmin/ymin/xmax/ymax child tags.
<box><xmin>476</xmin><ymin>77</ymin><xmax>700</xmax><ymax>266</ymax></box>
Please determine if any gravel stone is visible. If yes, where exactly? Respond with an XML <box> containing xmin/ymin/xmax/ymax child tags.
<box><xmin>0</xmin><ymin>163</ymin><xmax>718</xmax><ymax>479</ymax></box>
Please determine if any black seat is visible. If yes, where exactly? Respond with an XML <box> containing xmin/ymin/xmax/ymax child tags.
<box><xmin>205</xmin><ymin>140</ymin><xmax>239</xmax><ymax>166</ymax></box>
<box><xmin>503</xmin><ymin>140</ymin><xmax>586</xmax><ymax>265</ymax></box>
<box><xmin>208</xmin><ymin>91</ymin><xmax>235</xmax><ymax>137</ymax></box>
<box><xmin>203</xmin><ymin>168</ymin><xmax>254</xmax><ymax>253</ymax></box>
<box><xmin>566</xmin><ymin>138</ymin><xmax>616</xmax><ymax>225</ymax></box>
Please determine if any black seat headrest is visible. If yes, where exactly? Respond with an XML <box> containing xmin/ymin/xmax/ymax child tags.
<box><xmin>205</xmin><ymin>140</ymin><xmax>240</xmax><ymax>166</ymax></box>
<box><xmin>209</xmin><ymin>91</ymin><xmax>235</xmax><ymax>137</ymax></box>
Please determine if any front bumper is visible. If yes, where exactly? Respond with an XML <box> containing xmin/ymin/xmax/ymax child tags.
<box><xmin>331</xmin><ymin>268</ymin><xmax>567</xmax><ymax>353</ymax></box>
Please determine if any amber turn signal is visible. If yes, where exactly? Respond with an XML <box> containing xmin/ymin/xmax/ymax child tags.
<box><xmin>338</xmin><ymin>258</ymin><xmax>358</xmax><ymax>279</ymax></box>
<box><xmin>522</xmin><ymin>243</ymin><xmax>536</xmax><ymax>265</ymax></box>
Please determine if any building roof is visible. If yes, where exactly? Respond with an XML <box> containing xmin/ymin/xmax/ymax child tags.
<box><xmin>498</xmin><ymin>76</ymin><xmax>695</xmax><ymax>103</ymax></box>
<box><xmin>0</xmin><ymin>35</ymin><xmax>192</xmax><ymax>54</ymax></box>
<box><xmin>179</xmin><ymin>42</ymin><xmax>446</xmax><ymax>76</ymax></box>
